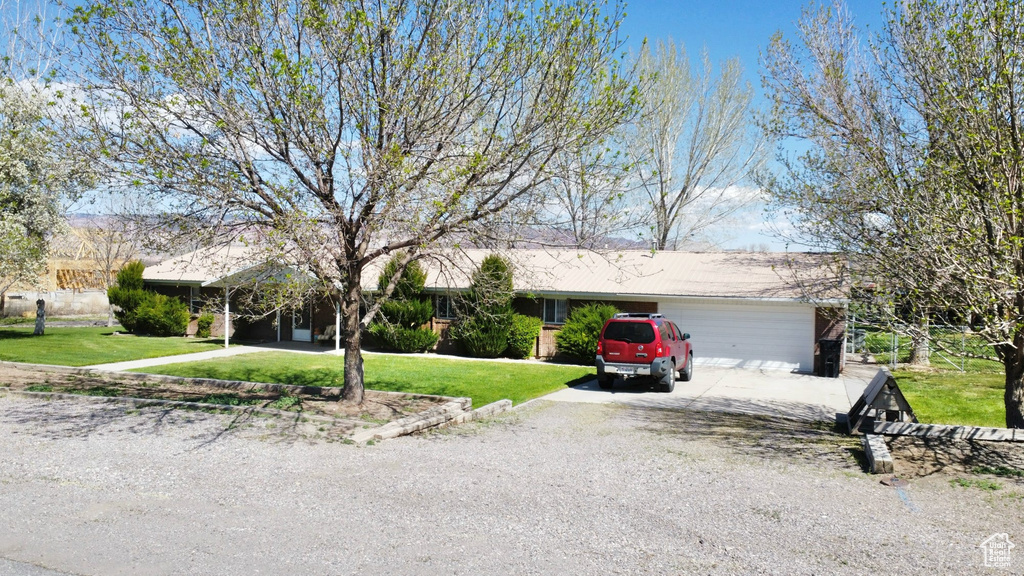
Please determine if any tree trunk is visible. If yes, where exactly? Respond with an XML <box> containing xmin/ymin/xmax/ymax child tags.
<box><xmin>340</xmin><ymin>283</ymin><xmax>365</xmax><ymax>405</ymax></box>
<box><xmin>907</xmin><ymin>316</ymin><xmax>929</xmax><ymax>366</ymax></box>
<box><xmin>107</xmin><ymin>304</ymin><xmax>115</xmax><ymax>328</ymax></box>
<box><xmin>33</xmin><ymin>299</ymin><xmax>45</xmax><ymax>336</ymax></box>
<box><xmin>1005</xmin><ymin>364</ymin><xmax>1024</xmax><ymax>429</ymax></box>
<box><xmin>1004</xmin><ymin>339</ymin><xmax>1024</xmax><ymax>428</ymax></box>
<box><xmin>907</xmin><ymin>334</ymin><xmax>930</xmax><ymax>365</ymax></box>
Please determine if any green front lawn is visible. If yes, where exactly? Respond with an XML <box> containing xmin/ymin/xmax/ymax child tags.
<box><xmin>135</xmin><ymin>352</ymin><xmax>594</xmax><ymax>407</ymax></box>
<box><xmin>0</xmin><ymin>326</ymin><xmax>229</xmax><ymax>366</ymax></box>
<box><xmin>895</xmin><ymin>369</ymin><xmax>1006</xmax><ymax>428</ymax></box>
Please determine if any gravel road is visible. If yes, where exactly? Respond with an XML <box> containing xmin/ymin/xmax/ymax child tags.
<box><xmin>1</xmin><ymin>393</ymin><xmax>1022</xmax><ymax>575</ymax></box>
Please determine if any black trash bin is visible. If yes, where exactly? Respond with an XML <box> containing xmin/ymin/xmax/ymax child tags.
<box><xmin>818</xmin><ymin>338</ymin><xmax>843</xmax><ymax>378</ymax></box>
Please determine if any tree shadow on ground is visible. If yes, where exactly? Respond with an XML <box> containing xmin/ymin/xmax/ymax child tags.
<box><xmin>574</xmin><ymin>377</ymin><xmax>840</xmax><ymax>421</ymax></box>
<box><xmin>0</xmin><ymin>330</ymin><xmax>36</xmax><ymax>341</ymax></box>
<box><xmin>617</xmin><ymin>403</ymin><xmax>867</xmax><ymax>473</ymax></box>
<box><xmin>612</xmin><ymin>398</ymin><xmax>1024</xmax><ymax>481</ymax></box>
<box><xmin>0</xmin><ymin>395</ymin><xmax>335</xmax><ymax>449</ymax></box>
<box><xmin>171</xmin><ymin>365</ymin><xmax>343</xmax><ymax>388</ymax></box>
<box><xmin>564</xmin><ymin>374</ymin><xmax>595</xmax><ymax>388</ymax></box>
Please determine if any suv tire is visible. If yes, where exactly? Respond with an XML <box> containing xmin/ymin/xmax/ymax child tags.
<box><xmin>598</xmin><ymin>375</ymin><xmax>614</xmax><ymax>390</ymax></box>
<box><xmin>660</xmin><ymin>363</ymin><xmax>675</xmax><ymax>393</ymax></box>
<box><xmin>680</xmin><ymin>353</ymin><xmax>693</xmax><ymax>382</ymax></box>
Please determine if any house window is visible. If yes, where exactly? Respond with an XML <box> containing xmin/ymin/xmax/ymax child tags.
<box><xmin>436</xmin><ymin>295</ymin><xmax>456</xmax><ymax>320</ymax></box>
<box><xmin>543</xmin><ymin>299</ymin><xmax>567</xmax><ymax>324</ymax></box>
<box><xmin>189</xmin><ymin>286</ymin><xmax>201</xmax><ymax>314</ymax></box>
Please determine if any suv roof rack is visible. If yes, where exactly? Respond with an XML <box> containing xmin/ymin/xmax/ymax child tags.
<box><xmin>612</xmin><ymin>313</ymin><xmax>664</xmax><ymax>319</ymax></box>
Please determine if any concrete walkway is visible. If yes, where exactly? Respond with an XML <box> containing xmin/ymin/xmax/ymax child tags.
<box><xmin>543</xmin><ymin>363</ymin><xmax>878</xmax><ymax>422</ymax></box>
<box><xmin>85</xmin><ymin>341</ymin><xmax>343</xmax><ymax>372</ymax></box>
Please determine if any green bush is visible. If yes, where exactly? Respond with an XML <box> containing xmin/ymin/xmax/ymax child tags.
<box><xmin>196</xmin><ymin>312</ymin><xmax>215</xmax><ymax>338</ymax></box>
<box><xmin>377</xmin><ymin>255</ymin><xmax>428</xmax><ymax>301</ymax></box>
<box><xmin>455</xmin><ymin>254</ymin><xmax>514</xmax><ymax>315</ymax></box>
<box><xmin>107</xmin><ymin>260</ymin><xmax>148</xmax><ymax>333</ymax></box>
<box><xmin>505</xmin><ymin>313</ymin><xmax>542</xmax><ymax>359</ymax></box>
<box><xmin>452</xmin><ymin>313</ymin><xmax>512</xmax><ymax>358</ymax></box>
<box><xmin>135</xmin><ymin>293</ymin><xmax>190</xmax><ymax>336</ymax></box>
<box><xmin>370</xmin><ymin>252</ymin><xmax>437</xmax><ymax>352</ymax></box>
<box><xmin>369</xmin><ymin>323</ymin><xmax>439</xmax><ymax>353</ymax></box>
<box><xmin>451</xmin><ymin>254</ymin><xmax>517</xmax><ymax>358</ymax></box>
<box><xmin>471</xmin><ymin>254</ymin><xmax>514</xmax><ymax>307</ymax></box>
<box><xmin>379</xmin><ymin>298</ymin><xmax>433</xmax><ymax>328</ymax></box>
<box><xmin>555</xmin><ymin>302</ymin><xmax>620</xmax><ymax>363</ymax></box>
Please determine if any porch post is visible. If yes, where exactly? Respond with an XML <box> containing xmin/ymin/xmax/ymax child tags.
<box><xmin>335</xmin><ymin>299</ymin><xmax>341</xmax><ymax>351</ymax></box>
<box><xmin>224</xmin><ymin>286</ymin><xmax>230</xmax><ymax>349</ymax></box>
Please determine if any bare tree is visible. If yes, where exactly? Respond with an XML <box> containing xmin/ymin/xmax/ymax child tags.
<box><xmin>762</xmin><ymin>0</ymin><xmax>1024</xmax><ymax>428</ymax></box>
<box><xmin>70</xmin><ymin>0</ymin><xmax>636</xmax><ymax>403</ymax></box>
<box><xmin>73</xmin><ymin>194</ymin><xmax>150</xmax><ymax>326</ymax></box>
<box><xmin>538</xmin><ymin>139</ymin><xmax>638</xmax><ymax>249</ymax></box>
<box><xmin>630</xmin><ymin>39</ymin><xmax>766</xmax><ymax>250</ymax></box>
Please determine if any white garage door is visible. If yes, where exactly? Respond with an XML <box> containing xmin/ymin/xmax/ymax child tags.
<box><xmin>659</xmin><ymin>299</ymin><xmax>815</xmax><ymax>372</ymax></box>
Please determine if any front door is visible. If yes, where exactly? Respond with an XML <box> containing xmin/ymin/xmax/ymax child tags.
<box><xmin>292</xmin><ymin>301</ymin><xmax>312</xmax><ymax>342</ymax></box>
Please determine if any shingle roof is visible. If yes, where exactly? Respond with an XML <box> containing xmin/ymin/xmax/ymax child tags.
<box><xmin>143</xmin><ymin>246</ymin><xmax>844</xmax><ymax>302</ymax></box>
<box><xmin>143</xmin><ymin>244</ymin><xmax>263</xmax><ymax>285</ymax></box>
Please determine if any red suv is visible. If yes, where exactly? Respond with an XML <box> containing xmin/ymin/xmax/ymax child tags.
<box><xmin>596</xmin><ymin>313</ymin><xmax>693</xmax><ymax>392</ymax></box>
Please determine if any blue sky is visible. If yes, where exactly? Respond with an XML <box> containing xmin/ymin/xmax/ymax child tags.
<box><xmin>616</xmin><ymin>0</ymin><xmax>887</xmax><ymax>250</ymax></box>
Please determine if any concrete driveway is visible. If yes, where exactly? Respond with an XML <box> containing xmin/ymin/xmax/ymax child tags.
<box><xmin>543</xmin><ymin>363</ymin><xmax>878</xmax><ymax>422</ymax></box>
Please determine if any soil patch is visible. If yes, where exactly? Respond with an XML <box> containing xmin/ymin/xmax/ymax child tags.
<box><xmin>887</xmin><ymin>435</ymin><xmax>1024</xmax><ymax>482</ymax></box>
<box><xmin>0</xmin><ymin>364</ymin><xmax>443</xmax><ymax>428</ymax></box>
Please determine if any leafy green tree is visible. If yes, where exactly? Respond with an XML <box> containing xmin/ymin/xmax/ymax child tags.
<box><xmin>555</xmin><ymin>302</ymin><xmax>619</xmax><ymax>363</ymax></box>
<box><xmin>107</xmin><ymin>260</ymin><xmax>148</xmax><ymax>333</ymax></box>
<box><xmin>761</xmin><ymin>0</ymin><xmax>1024</xmax><ymax>427</ymax></box>
<box><xmin>71</xmin><ymin>0</ymin><xmax>636</xmax><ymax>403</ymax></box>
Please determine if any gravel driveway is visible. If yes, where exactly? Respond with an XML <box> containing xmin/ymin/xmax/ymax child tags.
<box><xmin>1</xmin><ymin>394</ymin><xmax>1022</xmax><ymax>575</ymax></box>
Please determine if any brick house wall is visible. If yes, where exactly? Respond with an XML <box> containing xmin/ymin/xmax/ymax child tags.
<box><xmin>430</xmin><ymin>295</ymin><xmax>659</xmax><ymax>358</ymax></box>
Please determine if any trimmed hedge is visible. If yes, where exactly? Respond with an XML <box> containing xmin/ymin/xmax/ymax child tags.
<box><xmin>370</xmin><ymin>253</ymin><xmax>438</xmax><ymax>353</ymax></box>
<box><xmin>379</xmin><ymin>298</ymin><xmax>433</xmax><ymax>329</ymax></box>
<box><xmin>451</xmin><ymin>314</ymin><xmax>511</xmax><ymax>358</ymax></box>
<box><xmin>505</xmin><ymin>313</ymin><xmax>542</xmax><ymax>359</ymax></box>
<box><xmin>369</xmin><ymin>323</ymin><xmax>439</xmax><ymax>353</ymax></box>
<box><xmin>196</xmin><ymin>312</ymin><xmax>215</xmax><ymax>338</ymax></box>
<box><xmin>378</xmin><ymin>256</ymin><xmax>428</xmax><ymax>301</ymax></box>
<box><xmin>136</xmin><ymin>293</ymin><xmax>190</xmax><ymax>336</ymax></box>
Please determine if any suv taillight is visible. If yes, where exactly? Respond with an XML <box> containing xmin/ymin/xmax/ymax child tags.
<box><xmin>656</xmin><ymin>343</ymin><xmax>664</xmax><ymax>356</ymax></box>
<box><xmin>596</xmin><ymin>340</ymin><xmax>603</xmax><ymax>355</ymax></box>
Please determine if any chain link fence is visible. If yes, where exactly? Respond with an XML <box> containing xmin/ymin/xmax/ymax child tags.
<box><xmin>846</xmin><ymin>320</ymin><xmax>1002</xmax><ymax>373</ymax></box>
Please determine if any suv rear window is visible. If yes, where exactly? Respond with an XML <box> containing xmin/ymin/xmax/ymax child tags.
<box><xmin>602</xmin><ymin>321</ymin><xmax>656</xmax><ymax>344</ymax></box>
